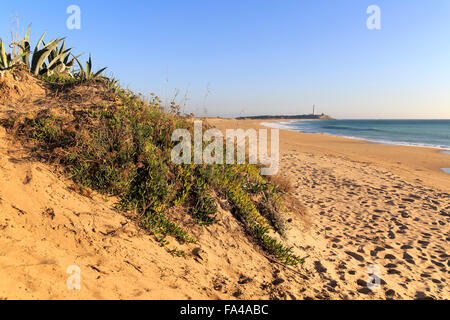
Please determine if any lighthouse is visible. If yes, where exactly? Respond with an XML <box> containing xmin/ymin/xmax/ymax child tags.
<box><xmin>313</xmin><ymin>105</ymin><xmax>316</xmax><ymax>116</ymax></box>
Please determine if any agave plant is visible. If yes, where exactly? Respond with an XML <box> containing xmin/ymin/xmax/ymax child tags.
<box><xmin>2</xmin><ymin>24</ymin><xmax>106</xmax><ymax>81</ymax></box>
<box><xmin>30</xmin><ymin>33</ymin><xmax>65</xmax><ymax>76</ymax></box>
<box><xmin>74</xmin><ymin>55</ymin><xmax>107</xmax><ymax>82</ymax></box>
<box><xmin>41</xmin><ymin>41</ymin><xmax>81</xmax><ymax>77</ymax></box>
<box><xmin>0</xmin><ymin>39</ymin><xmax>27</xmax><ymax>71</ymax></box>
<box><xmin>0</xmin><ymin>24</ymin><xmax>31</xmax><ymax>71</ymax></box>
<box><xmin>1</xmin><ymin>25</ymin><xmax>73</xmax><ymax>76</ymax></box>
<box><xmin>17</xmin><ymin>25</ymin><xmax>70</xmax><ymax>76</ymax></box>
<box><xmin>18</xmin><ymin>24</ymin><xmax>31</xmax><ymax>69</ymax></box>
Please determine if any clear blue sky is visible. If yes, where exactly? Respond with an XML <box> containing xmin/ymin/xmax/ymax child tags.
<box><xmin>1</xmin><ymin>0</ymin><xmax>450</xmax><ymax>119</ymax></box>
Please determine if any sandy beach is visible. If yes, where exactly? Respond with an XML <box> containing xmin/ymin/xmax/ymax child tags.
<box><xmin>208</xmin><ymin>118</ymin><xmax>450</xmax><ymax>300</ymax></box>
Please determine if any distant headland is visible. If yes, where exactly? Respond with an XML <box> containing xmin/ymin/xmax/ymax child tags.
<box><xmin>235</xmin><ymin>114</ymin><xmax>335</xmax><ymax>120</ymax></box>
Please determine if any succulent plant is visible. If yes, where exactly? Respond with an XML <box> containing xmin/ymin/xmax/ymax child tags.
<box><xmin>30</xmin><ymin>33</ymin><xmax>65</xmax><ymax>75</ymax></box>
<box><xmin>18</xmin><ymin>24</ymin><xmax>32</xmax><ymax>69</ymax></box>
<box><xmin>1</xmin><ymin>25</ymin><xmax>86</xmax><ymax>78</ymax></box>
<box><xmin>0</xmin><ymin>39</ymin><xmax>27</xmax><ymax>71</ymax></box>
<box><xmin>74</xmin><ymin>55</ymin><xmax>107</xmax><ymax>81</ymax></box>
<box><xmin>41</xmin><ymin>41</ymin><xmax>81</xmax><ymax>77</ymax></box>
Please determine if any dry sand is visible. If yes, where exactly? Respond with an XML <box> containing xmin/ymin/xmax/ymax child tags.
<box><xmin>208</xmin><ymin>118</ymin><xmax>450</xmax><ymax>300</ymax></box>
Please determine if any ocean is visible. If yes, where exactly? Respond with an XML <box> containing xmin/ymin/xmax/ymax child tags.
<box><xmin>263</xmin><ymin>119</ymin><xmax>450</xmax><ymax>151</ymax></box>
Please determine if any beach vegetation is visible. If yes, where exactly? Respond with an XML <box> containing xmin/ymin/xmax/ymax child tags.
<box><xmin>2</xmin><ymin>25</ymin><xmax>304</xmax><ymax>266</ymax></box>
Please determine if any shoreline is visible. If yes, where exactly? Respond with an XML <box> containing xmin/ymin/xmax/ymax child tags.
<box><xmin>260</xmin><ymin>119</ymin><xmax>450</xmax><ymax>153</ymax></box>
<box><xmin>259</xmin><ymin>119</ymin><xmax>450</xmax><ymax>174</ymax></box>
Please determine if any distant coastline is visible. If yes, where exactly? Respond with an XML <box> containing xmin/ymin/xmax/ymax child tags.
<box><xmin>235</xmin><ymin>114</ymin><xmax>335</xmax><ymax>120</ymax></box>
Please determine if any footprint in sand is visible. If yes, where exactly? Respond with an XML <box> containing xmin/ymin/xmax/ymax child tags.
<box><xmin>345</xmin><ymin>251</ymin><xmax>364</xmax><ymax>262</ymax></box>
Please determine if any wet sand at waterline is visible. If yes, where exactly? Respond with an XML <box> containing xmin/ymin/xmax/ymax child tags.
<box><xmin>208</xmin><ymin>118</ymin><xmax>450</xmax><ymax>300</ymax></box>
